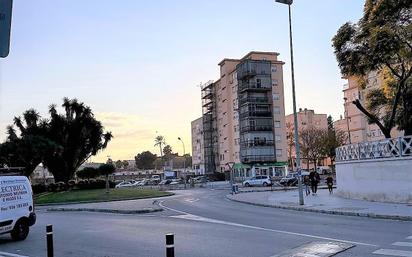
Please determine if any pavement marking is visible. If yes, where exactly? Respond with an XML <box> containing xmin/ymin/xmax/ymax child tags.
<box><xmin>184</xmin><ymin>198</ymin><xmax>199</xmax><ymax>203</ymax></box>
<box><xmin>393</xmin><ymin>242</ymin><xmax>412</xmax><ymax>247</ymax></box>
<box><xmin>0</xmin><ymin>252</ymin><xmax>29</xmax><ymax>257</ymax></box>
<box><xmin>159</xmin><ymin>201</ymin><xmax>377</xmax><ymax>247</ymax></box>
<box><xmin>407</xmin><ymin>236</ymin><xmax>412</xmax><ymax>240</ymax></box>
<box><xmin>270</xmin><ymin>241</ymin><xmax>354</xmax><ymax>257</ymax></box>
<box><xmin>373</xmin><ymin>249</ymin><xmax>412</xmax><ymax>256</ymax></box>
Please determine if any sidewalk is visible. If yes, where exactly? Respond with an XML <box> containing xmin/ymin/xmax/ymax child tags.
<box><xmin>40</xmin><ymin>196</ymin><xmax>173</xmax><ymax>214</ymax></box>
<box><xmin>227</xmin><ymin>189</ymin><xmax>412</xmax><ymax>221</ymax></box>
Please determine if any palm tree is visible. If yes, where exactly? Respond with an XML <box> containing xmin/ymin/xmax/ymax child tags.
<box><xmin>154</xmin><ymin>135</ymin><xmax>166</xmax><ymax>157</ymax></box>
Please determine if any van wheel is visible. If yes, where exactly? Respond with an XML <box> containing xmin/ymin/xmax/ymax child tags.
<box><xmin>11</xmin><ymin>220</ymin><xmax>29</xmax><ymax>241</ymax></box>
<box><xmin>244</xmin><ymin>183</ymin><xmax>250</xmax><ymax>187</ymax></box>
<box><xmin>263</xmin><ymin>182</ymin><xmax>268</xmax><ymax>187</ymax></box>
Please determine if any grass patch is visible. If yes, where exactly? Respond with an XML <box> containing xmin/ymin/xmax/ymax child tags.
<box><xmin>34</xmin><ymin>188</ymin><xmax>173</xmax><ymax>205</ymax></box>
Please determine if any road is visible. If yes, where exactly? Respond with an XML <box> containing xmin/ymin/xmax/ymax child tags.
<box><xmin>0</xmin><ymin>189</ymin><xmax>411</xmax><ymax>257</ymax></box>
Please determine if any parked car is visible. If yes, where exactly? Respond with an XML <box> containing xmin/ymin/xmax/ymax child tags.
<box><xmin>159</xmin><ymin>179</ymin><xmax>172</xmax><ymax>185</ymax></box>
<box><xmin>170</xmin><ymin>179</ymin><xmax>182</xmax><ymax>185</ymax></box>
<box><xmin>242</xmin><ymin>175</ymin><xmax>272</xmax><ymax>187</ymax></box>
<box><xmin>279</xmin><ymin>174</ymin><xmax>298</xmax><ymax>186</ymax></box>
<box><xmin>316</xmin><ymin>167</ymin><xmax>332</xmax><ymax>175</ymax></box>
<box><xmin>0</xmin><ymin>176</ymin><xmax>36</xmax><ymax>241</ymax></box>
<box><xmin>115</xmin><ymin>181</ymin><xmax>136</xmax><ymax>188</ymax></box>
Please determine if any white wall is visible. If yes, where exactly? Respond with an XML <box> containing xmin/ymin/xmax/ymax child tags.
<box><xmin>336</xmin><ymin>157</ymin><xmax>412</xmax><ymax>203</ymax></box>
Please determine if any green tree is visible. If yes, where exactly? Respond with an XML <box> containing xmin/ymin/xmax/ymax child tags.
<box><xmin>162</xmin><ymin>145</ymin><xmax>173</xmax><ymax>162</ymax></box>
<box><xmin>0</xmin><ymin>110</ymin><xmax>59</xmax><ymax>176</ymax></box>
<box><xmin>76</xmin><ymin>167</ymin><xmax>99</xmax><ymax>180</ymax></box>
<box><xmin>98</xmin><ymin>163</ymin><xmax>116</xmax><ymax>193</ymax></box>
<box><xmin>299</xmin><ymin>127</ymin><xmax>326</xmax><ymax>171</ymax></box>
<box><xmin>122</xmin><ymin>160</ymin><xmax>129</xmax><ymax>169</ymax></box>
<box><xmin>332</xmin><ymin>0</ymin><xmax>412</xmax><ymax>137</ymax></box>
<box><xmin>115</xmin><ymin>160</ymin><xmax>123</xmax><ymax>169</ymax></box>
<box><xmin>134</xmin><ymin>151</ymin><xmax>157</xmax><ymax>170</ymax></box>
<box><xmin>43</xmin><ymin>98</ymin><xmax>113</xmax><ymax>182</ymax></box>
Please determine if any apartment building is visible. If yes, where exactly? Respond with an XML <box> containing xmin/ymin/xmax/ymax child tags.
<box><xmin>285</xmin><ymin>108</ymin><xmax>328</xmax><ymax>170</ymax></box>
<box><xmin>200</xmin><ymin>51</ymin><xmax>288</xmax><ymax>179</ymax></box>
<box><xmin>191</xmin><ymin>117</ymin><xmax>205</xmax><ymax>175</ymax></box>
<box><xmin>333</xmin><ymin>72</ymin><xmax>402</xmax><ymax>144</ymax></box>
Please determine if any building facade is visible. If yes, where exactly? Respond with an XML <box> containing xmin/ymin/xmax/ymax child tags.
<box><xmin>200</xmin><ymin>51</ymin><xmax>288</xmax><ymax>179</ymax></box>
<box><xmin>191</xmin><ymin>117</ymin><xmax>205</xmax><ymax>175</ymax></box>
<box><xmin>333</xmin><ymin>72</ymin><xmax>402</xmax><ymax>144</ymax></box>
<box><xmin>285</xmin><ymin>108</ymin><xmax>328</xmax><ymax>170</ymax></box>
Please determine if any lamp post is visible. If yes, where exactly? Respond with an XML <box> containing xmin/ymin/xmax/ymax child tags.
<box><xmin>275</xmin><ymin>0</ymin><xmax>304</xmax><ymax>205</ymax></box>
<box><xmin>177</xmin><ymin>137</ymin><xmax>187</xmax><ymax>189</ymax></box>
<box><xmin>343</xmin><ymin>97</ymin><xmax>352</xmax><ymax>144</ymax></box>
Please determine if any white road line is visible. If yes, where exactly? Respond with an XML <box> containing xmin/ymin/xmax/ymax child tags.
<box><xmin>373</xmin><ymin>249</ymin><xmax>412</xmax><ymax>256</ymax></box>
<box><xmin>0</xmin><ymin>252</ymin><xmax>29</xmax><ymax>257</ymax></box>
<box><xmin>158</xmin><ymin>201</ymin><xmax>377</xmax><ymax>247</ymax></box>
<box><xmin>407</xmin><ymin>236</ymin><xmax>412</xmax><ymax>240</ymax></box>
<box><xmin>393</xmin><ymin>242</ymin><xmax>412</xmax><ymax>247</ymax></box>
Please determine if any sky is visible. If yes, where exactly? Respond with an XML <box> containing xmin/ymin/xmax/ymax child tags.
<box><xmin>0</xmin><ymin>0</ymin><xmax>365</xmax><ymax>162</ymax></box>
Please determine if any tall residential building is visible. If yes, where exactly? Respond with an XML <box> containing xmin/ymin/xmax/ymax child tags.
<box><xmin>200</xmin><ymin>51</ymin><xmax>288</xmax><ymax>178</ymax></box>
<box><xmin>191</xmin><ymin>117</ymin><xmax>205</xmax><ymax>175</ymax></box>
<box><xmin>285</xmin><ymin>108</ymin><xmax>328</xmax><ymax>170</ymax></box>
<box><xmin>333</xmin><ymin>72</ymin><xmax>402</xmax><ymax>144</ymax></box>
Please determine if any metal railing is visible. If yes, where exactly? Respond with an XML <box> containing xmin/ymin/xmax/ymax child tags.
<box><xmin>336</xmin><ymin>136</ymin><xmax>412</xmax><ymax>162</ymax></box>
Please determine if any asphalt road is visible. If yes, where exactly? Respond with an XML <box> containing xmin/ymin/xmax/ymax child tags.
<box><xmin>0</xmin><ymin>189</ymin><xmax>411</xmax><ymax>257</ymax></box>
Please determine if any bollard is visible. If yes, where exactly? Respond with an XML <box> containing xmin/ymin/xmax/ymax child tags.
<box><xmin>46</xmin><ymin>224</ymin><xmax>54</xmax><ymax>257</ymax></box>
<box><xmin>165</xmin><ymin>233</ymin><xmax>174</xmax><ymax>257</ymax></box>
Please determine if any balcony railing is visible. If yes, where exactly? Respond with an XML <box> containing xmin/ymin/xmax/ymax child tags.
<box><xmin>336</xmin><ymin>136</ymin><xmax>412</xmax><ymax>162</ymax></box>
<box><xmin>238</xmin><ymin>82</ymin><xmax>271</xmax><ymax>92</ymax></box>
<box><xmin>241</xmin><ymin>155</ymin><xmax>276</xmax><ymax>163</ymax></box>
<box><xmin>239</xmin><ymin>97</ymin><xmax>270</xmax><ymax>105</ymax></box>
<box><xmin>240</xmin><ymin>125</ymin><xmax>273</xmax><ymax>132</ymax></box>
<box><xmin>241</xmin><ymin>140</ymin><xmax>274</xmax><ymax>148</ymax></box>
<box><xmin>240</xmin><ymin>110</ymin><xmax>272</xmax><ymax>117</ymax></box>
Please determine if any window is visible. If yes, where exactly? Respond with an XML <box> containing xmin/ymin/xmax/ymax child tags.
<box><xmin>271</xmin><ymin>66</ymin><xmax>277</xmax><ymax>72</ymax></box>
<box><xmin>272</xmin><ymin>79</ymin><xmax>278</xmax><ymax>86</ymax></box>
<box><xmin>273</xmin><ymin>94</ymin><xmax>280</xmax><ymax>100</ymax></box>
<box><xmin>275</xmin><ymin>135</ymin><xmax>281</xmax><ymax>142</ymax></box>
<box><xmin>276</xmin><ymin>149</ymin><xmax>282</xmax><ymax>157</ymax></box>
<box><xmin>274</xmin><ymin>106</ymin><xmax>281</xmax><ymax>114</ymax></box>
<box><xmin>256</xmin><ymin>79</ymin><xmax>261</xmax><ymax>88</ymax></box>
<box><xmin>274</xmin><ymin>121</ymin><xmax>281</xmax><ymax>128</ymax></box>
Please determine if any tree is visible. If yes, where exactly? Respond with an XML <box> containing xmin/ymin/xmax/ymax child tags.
<box><xmin>154</xmin><ymin>135</ymin><xmax>166</xmax><ymax>157</ymax></box>
<box><xmin>332</xmin><ymin>0</ymin><xmax>412</xmax><ymax>137</ymax></box>
<box><xmin>98</xmin><ymin>163</ymin><xmax>116</xmax><ymax>193</ymax></box>
<box><xmin>76</xmin><ymin>167</ymin><xmax>99</xmax><ymax>180</ymax></box>
<box><xmin>134</xmin><ymin>151</ymin><xmax>157</xmax><ymax>170</ymax></box>
<box><xmin>43</xmin><ymin>98</ymin><xmax>113</xmax><ymax>182</ymax></box>
<box><xmin>115</xmin><ymin>160</ymin><xmax>123</xmax><ymax>169</ymax></box>
<box><xmin>321</xmin><ymin>129</ymin><xmax>347</xmax><ymax>170</ymax></box>
<box><xmin>122</xmin><ymin>160</ymin><xmax>129</xmax><ymax>169</ymax></box>
<box><xmin>299</xmin><ymin>127</ymin><xmax>326</xmax><ymax>171</ymax></box>
<box><xmin>327</xmin><ymin>115</ymin><xmax>334</xmax><ymax>131</ymax></box>
<box><xmin>0</xmin><ymin>110</ymin><xmax>59</xmax><ymax>176</ymax></box>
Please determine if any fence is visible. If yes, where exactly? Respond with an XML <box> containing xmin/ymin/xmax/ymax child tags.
<box><xmin>335</xmin><ymin>136</ymin><xmax>412</xmax><ymax>162</ymax></box>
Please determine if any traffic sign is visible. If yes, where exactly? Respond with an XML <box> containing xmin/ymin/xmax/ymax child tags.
<box><xmin>0</xmin><ymin>0</ymin><xmax>13</xmax><ymax>58</ymax></box>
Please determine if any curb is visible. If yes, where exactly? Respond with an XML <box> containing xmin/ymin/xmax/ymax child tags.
<box><xmin>226</xmin><ymin>195</ymin><xmax>412</xmax><ymax>222</ymax></box>
<box><xmin>47</xmin><ymin>207</ymin><xmax>163</xmax><ymax>214</ymax></box>
<box><xmin>35</xmin><ymin>192</ymin><xmax>175</xmax><ymax>207</ymax></box>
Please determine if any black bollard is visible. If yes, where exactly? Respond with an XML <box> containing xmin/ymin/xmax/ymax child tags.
<box><xmin>165</xmin><ymin>233</ymin><xmax>174</xmax><ymax>257</ymax></box>
<box><xmin>46</xmin><ymin>224</ymin><xmax>54</xmax><ymax>257</ymax></box>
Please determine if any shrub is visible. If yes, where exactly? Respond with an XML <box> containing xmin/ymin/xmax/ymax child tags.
<box><xmin>32</xmin><ymin>184</ymin><xmax>47</xmax><ymax>194</ymax></box>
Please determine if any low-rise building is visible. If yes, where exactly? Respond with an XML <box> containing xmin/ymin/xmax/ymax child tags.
<box><xmin>191</xmin><ymin>117</ymin><xmax>205</xmax><ymax>175</ymax></box>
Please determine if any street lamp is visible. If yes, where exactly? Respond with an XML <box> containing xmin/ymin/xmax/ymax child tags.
<box><xmin>177</xmin><ymin>137</ymin><xmax>187</xmax><ymax>189</ymax></box>
<box><xmin>343</xmin><ymin>97</ymin><xmax>352</xmax><ymax>144</ymax></box>
<box><xmin>275</xmin><ymin>0</ymin><xmax>304</xmax><ymax>205</ymax></box>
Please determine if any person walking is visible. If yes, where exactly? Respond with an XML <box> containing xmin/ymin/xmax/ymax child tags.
<box><xmin>326</xmin><ymin>175</ymin><xmax>334</xmax><ymax>194</ymax></box>
<box><xmin>303</xmin><ymin>175</ymin><xmax>311</xmax><ymax>196</ymax></box>
<box><xmin>309</xmin><ymin>170</ymin><xmax>320</xmax><ymax>195</ymax></box>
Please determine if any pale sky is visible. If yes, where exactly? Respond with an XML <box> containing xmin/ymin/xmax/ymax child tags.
<box><xmin>0</xmin><ymin>0</ymin><xmax>364</xmax><ymax>162</ymax></box>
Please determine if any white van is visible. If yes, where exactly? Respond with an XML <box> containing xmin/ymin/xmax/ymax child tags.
<box><xmin>0</xmin><ymin>176</ymin><xmax>36</xmax><ymax>240</ymax></box>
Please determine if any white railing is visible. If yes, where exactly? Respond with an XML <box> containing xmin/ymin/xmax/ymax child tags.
<box><xmin>336</xmin><ymin>136</ymin><xmax>412</xmax><ymax>162</ymax></box>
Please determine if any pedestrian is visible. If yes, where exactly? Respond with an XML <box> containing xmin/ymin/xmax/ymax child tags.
<box><xmin>309</xmin><ymin>170</ymin><xmax>320</xmax><ymax>195</ymax></box>
<box><xmin>303</xmin><ymin>175</ymin><xmax>311</xmax><ymax>196</ymax></box>
<box><xmin>326</xmin><ymin>175</ymin><xmax>334</xmax><ymax>194</ymax></box>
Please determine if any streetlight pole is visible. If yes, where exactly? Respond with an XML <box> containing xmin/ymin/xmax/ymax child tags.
<box><xmin>178</xmin><ymin>137</ymin><xmax>187</xmax><ymax>189</ymax></box>
<box><xmin>275</xmin><ymin>0</ymin><xmax>304</xmax><ymax>205</ymax></box>
<box><xmin>343</xmin><ymin>97</ymin><xmax>352</xmax><ymax>144</ymax></box>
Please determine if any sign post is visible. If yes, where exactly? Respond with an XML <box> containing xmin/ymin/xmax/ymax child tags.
<box><xmin>0</xmin><ymin>0</ymin><xmax>12</xmax><ymax>58</ymax></box>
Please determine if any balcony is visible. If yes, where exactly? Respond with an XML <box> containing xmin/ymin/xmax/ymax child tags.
<box><xmin>240</xmin><ymin>125</ymin><xmax>273</xmax><ymax>133</ymax></box>
<box><xmin>240</xmin><ymin>110</ymin><xmax>272</xmax><ymax>118</ymax></box>
<box><xmin>241</xmin><ymin>140</ymin><xmax>274</xmax><ymax>148</ymax></box>
<box><xmin>241</xmin><ymin>155</ymin><xmax>276</xmax><ymax>163</ymax></box>
<box><xmin>236</xmin><ymin>60</ymin><xmax>271</xmax><ymax>80</ymax></box>
<box><xmin>239</xmin><ymin>97</ymin><xmax>269</xmax><ymax>105</ymax></box>
<box><xmin>238</xmin><ymin>81</ymin><xmax>271</xmax><ymax>92</ymax></box>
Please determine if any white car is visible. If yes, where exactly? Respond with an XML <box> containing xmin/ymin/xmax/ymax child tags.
<box><xmin>242</xmin><ymin>175</ymin><xmax>272</xmax><ymax>187</ymax></box>
<box><xmin>0</xmin><ymin>176</ymin><xmax>36</xmax><ymax>241</ymax></box>
<box><xmin>115</xmin><ymin>181</ymin><xmax>136</xmax><ymax>188</ymax></box>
